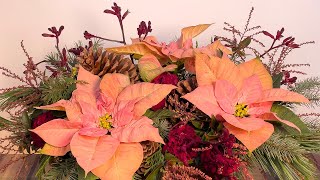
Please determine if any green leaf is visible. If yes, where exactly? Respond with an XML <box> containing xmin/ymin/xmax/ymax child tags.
<box><xmin>144</xmin><ymin>109</ymin><xmax>174</xmax><ymax>139</ymax></box>
<box><xmin>191</xmin><ymin>120</ymin><xmax>203</xmax><ymax>129</ymax></box>
<box><xmin>144</xmin><ymin>147</ymin><xmax>165</xmax><ymax>176</ymax></box>
<box><xmin>36</xmin><ymin>155</ymin><xmax>52</xmax><ymax>178</ymax></box>
<box><xmin>21</xmin><ymin>111</ymin><xmax>31</xmax><ymax>130</ymax></box>
<box><xmin>271</xmin><ymin>104</ymin><xmax>310</xmax><ymax>134</ymax></box>
<box><xmin>144</xmin><ymin>109</ymin><xmax>174</xmax><ymax>120</ymax></box>
<box><xmin>272</xmin><ymin>72</ymin><xmax>283</xmax><ymax>88</ymax></box>
<box><xmin>238</xmin><ymin>37</ymin><xmax>251</xmax><ymax>50</ymax></box>
<box><xmin>0</xmin><ymin>116</ymin><xmax>12</xmax><ymax>127</ymax></box>
<box><xmin>77</xmin><ymin>165</ymin><xmax>98</xmax><ymax>180</ymax></box>
<box><xmin>145</xmin><ymin>164</ymin><xmax>162</xmax><ymax>180</ymax></box>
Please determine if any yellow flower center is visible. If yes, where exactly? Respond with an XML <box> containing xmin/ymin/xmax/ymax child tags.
<box><xmin>99</xmin><ymin>113</ymin><xmax>113</xmax><ymax>129</ymax></box>
<box><xmin>71</xmin><ymin>67</ymin><xmax>78</xmax><ymax>77</ymax></box>
<box><xmin>234</xmin><ymin>103</ymin><xmax>249</xmax><ymax>118</ymax></box>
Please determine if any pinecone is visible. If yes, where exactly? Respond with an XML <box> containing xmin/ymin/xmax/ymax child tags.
<box><xmin>136</xmin><ymin>141</ymin><xmax>161</xmax><ymax>176</ymax></box>
<box><xmin>176</xmin><ymin>76</ymin><xmax>198</xmax><ymax>95</ymax></box>
<box><xmin>166</xmin><ymin>76</ymin><xmax>199</xmax><ymax>122</ymax></box>
<box><xmin>77</xmin><ymin>47</ymin><xmax>139</xmax><ymax>83</ymax></box>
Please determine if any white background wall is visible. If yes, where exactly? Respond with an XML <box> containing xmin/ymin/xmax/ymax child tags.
<box><xmin>0</xmin><ymin>0</ymin><xmax>319</xmax><ymax>114</ymax></box>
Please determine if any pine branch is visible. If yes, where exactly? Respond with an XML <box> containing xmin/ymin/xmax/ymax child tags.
<box><xmin>287</xmin><ymin>132</ymin><xmax>320</xmax><ymax>152</ymax></box>
<box><xmin>250</xmin><ymin>133</ymin><xmax>317</xmax><ymax>180</ymax></box>
<box><xmin>291</xmin><ymin>77</ymin><xmax>320</xmax><ymax>108</ymax></box>
<box><xmin>40</xmin><ymin>77</ymin><xmax>76</xmax><ymax>105</ymax></box>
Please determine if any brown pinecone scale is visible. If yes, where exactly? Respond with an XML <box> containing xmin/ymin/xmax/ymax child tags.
<box><xmin>77</xmin><ymin>47</ymin><xmax>139</xmax><ymax>83</ymax></box>
<box><xmin>166</xmin><ymin>76</ymin><xmax>199</xmax><ymax>122</ymax></box>
<box><xmin>136</xmin><ymin>141</ymin><xmax>161</xmax><ymax>176</ymax></box>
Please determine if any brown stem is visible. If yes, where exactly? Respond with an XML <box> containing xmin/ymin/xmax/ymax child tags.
<box><xmin>93</xmin><ymin>34</ymin><xmax>124</xmax><ymax>44</ymax></box>
<box><xmin>259</xmin><ymin>39</ymin><xmax>283</xmax><ymax>58</ymax></box>
<box><xmin>119</xmin><ymin>20</ymin><xmax>126</xmax><ymax>45</ymax></box>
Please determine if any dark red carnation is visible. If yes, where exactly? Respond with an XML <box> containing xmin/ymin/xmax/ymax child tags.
<box><xmin>30</xmin><ymin>112</ymin><xmax>55</xmax><ymax>149</ymax></box>
<box><xmin>200</xmin><ymin>129</ymin><xmax>240</xmax><ymax>179</ymax></box>
<box><xmin>163</xmin><ymin>124</ymin><xmax>202</xmax><ymax>165</ymax></box>
<box><xmin>151</xmin><ymin>72</ymin><xmax>178</xmax><ymax>111</ymax></box>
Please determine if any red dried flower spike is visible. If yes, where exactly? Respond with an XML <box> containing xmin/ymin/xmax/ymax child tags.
<box><xmin>84</xmin><ymin>31</ymin><xmax>95</xmax><ymax>40</ymax></box>
<box><xmin>42</xmin><ymin>26</ymin><xmax>64</xmax><ymax>38</ymax></box>
<box><xmin>104</xmin><ymin>2</ymin><xmax>129</xmax><ymax>21</ymax></box>
<box><xmin>137</xmin><ymin>21</ymin><xmax>152</xmax><ymax>40</ymax></box>
<box><xmin>281</xmin><ymin>70</ymin><xmax>297</xmax><ymax>85</ymax></box>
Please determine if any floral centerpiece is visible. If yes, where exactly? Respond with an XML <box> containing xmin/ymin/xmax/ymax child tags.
<box><xmin>1</xmin><ymin>2</ymin><xmax>319</xmax><ymax>180</ymax></box>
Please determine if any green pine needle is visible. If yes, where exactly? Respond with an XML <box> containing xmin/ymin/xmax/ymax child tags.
<box><xmin>40</xmin><ymin>77</ymin><xmax>76</xmax><ymax>105</ymax></box>
<box><xmin>251</xmin><ymin>133</ymin><xmax>317</xmax><ymax>180</ymax></box>
<box><xmin>291</xmin><ymin>77</ymin><xmax>320</xmax><ymax>108</ymax></box>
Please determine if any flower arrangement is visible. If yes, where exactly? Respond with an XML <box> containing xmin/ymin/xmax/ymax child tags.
<box><xmin>1</xmin><ymin>2</ymin><xmax>320</xmax><ymax>180</ymax></box>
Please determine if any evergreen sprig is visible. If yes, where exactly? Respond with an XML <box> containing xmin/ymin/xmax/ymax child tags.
<box><xmin>144</xmin><ymin>147</ymin><xmax>165</xmax><ymax>176</ymax></box>
<box><xmin>291</xmin><ymin>77</ymin><xmax>320</xmax><ymax>108</ymax></box>
<box><xmin>144</xmin><ymin>109</ymin><xmax>174</xmax><ymax>139</ymax></box>
<box><xmin>288</xmin><ymin>132</ymin><xmax>320</xmax><ymax>152</ymax></box>
<box><xmin>42</xmin><ymin>156</ymin><xmax>78</xmax><ymax>180</ymax></box>
<box><xmin>251</xmin><ymin>133</ymin><xmax>317</xmax><ymax>180</ymax></box>
<box><xmin>40</xmin><ymin>77</ymin><xmax>76</xmax><ymax>105</ymax></box>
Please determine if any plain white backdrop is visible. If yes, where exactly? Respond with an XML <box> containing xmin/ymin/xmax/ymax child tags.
<box><xmin>0</xmin><ymin>0</ymin><xmax>319</xmax><ymax>113</ymax></box>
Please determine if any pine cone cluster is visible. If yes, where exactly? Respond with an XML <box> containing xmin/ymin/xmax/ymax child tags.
<box><xmin>136</xmin><ymin>141</ymin><xmax>161</xmax><ymax>176</ymax></box>
<box><xmin>77</xmin><ymin>47</ymin><xmax>139</xmax><ymax>83</ymax></box>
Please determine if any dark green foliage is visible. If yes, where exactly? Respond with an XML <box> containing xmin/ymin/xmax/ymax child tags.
<box><xmin>144</xmin><ymin>109</ymin><xmax>174</xmax><ymax>137</ymax></box>
<box><xmin>36</xmin><ymin>154</ymin><xmax>98</xmax><ymax>180</ymax></box>
<box><xmin>271</xmin><ymin>104</ymin><xmax>310</xmax><ymax>134</ymax></box>
<box><xmin>251</xmin><ymin>133</ymin><xmax>317</xmax><ymax>180</ymax></box>
<box><xmin>40</xmin><ymin>77</ymin><xmax>76</xmax><ymax>105</ymax></box>
<box><xmin>144</xmin><ymin>147</ymin><xmax>165</xmax><ymax>176</ymax></box>
<box><xmin>144</xmin><ymin>109</ymin><xmax>174</xmax><ymax>139</ymax></box>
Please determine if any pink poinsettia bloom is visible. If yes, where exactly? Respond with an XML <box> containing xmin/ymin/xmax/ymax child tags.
<box><xmin>107</xmin><ymin>24</ymin><xmax>233</xmax><ymax>73</ymax></box>
<box><xmin>183</xmin><ymin>54</ymin><xmax>309</xmax><ymax>152</ymax></box>
<box><xmin>31</xmin><ymin>67</ymin><xmax>176</xmax><ymax>179</ymax></box>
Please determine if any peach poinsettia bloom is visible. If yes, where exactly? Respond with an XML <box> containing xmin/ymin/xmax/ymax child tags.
<box><xmin>31</xmin><ymin>67</ymin><xmax>176</xmax><ymax>179</ymax></box>
<box><xmin>183</xmin><ymin>54</ymin><xmax>309</xmax><ymax>152</ymax></box>
<box><xmin>106</xmin><ymin>24</ymin><xmax>231</xmax><ymax>73</ymax></box>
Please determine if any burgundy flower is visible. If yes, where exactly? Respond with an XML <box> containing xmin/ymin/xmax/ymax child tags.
<box><xmin>30</xmin><ymin>112</ymin><xmax>55</xmax><ymax>148</ymax></box>
<box><xmin>163</xmin><ymin>124</ymin><xmax>202</xmax><ymax>165</ymax></box>
<box><xmin>151</xmin><ymin>72</ymin><xmax>178</xmax><ymax>110</ymax></box>
<box><xmin>200</xmin><ymin>129</ymin><xmax>240</xmax><ymax>179</ymax></box>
